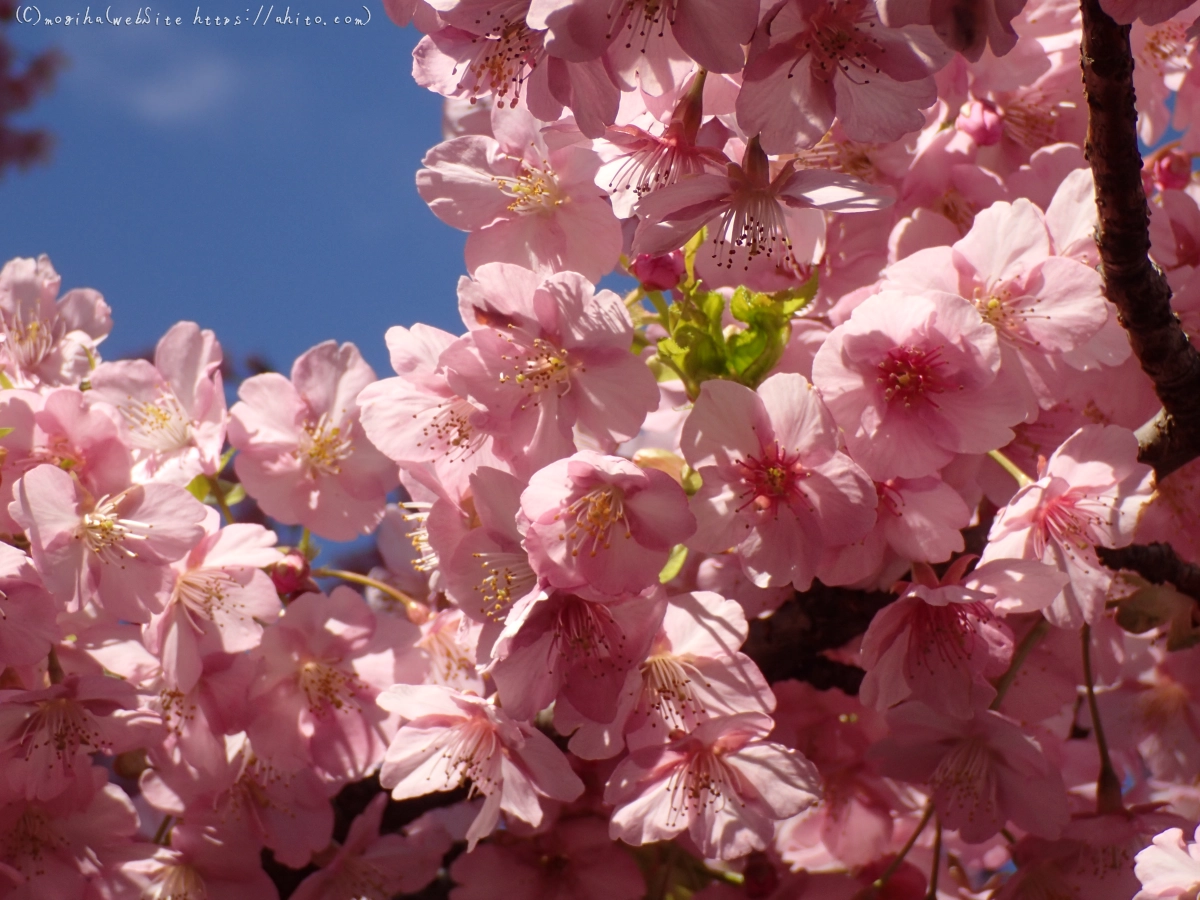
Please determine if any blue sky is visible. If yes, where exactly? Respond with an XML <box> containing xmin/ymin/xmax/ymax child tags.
<box><xmin>1</xmin><ymin>5</ymin><xmax>466</xmax><ymax>378</ymax></box>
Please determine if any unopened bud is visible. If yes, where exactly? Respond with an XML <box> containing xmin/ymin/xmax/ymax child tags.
<box><xmin>271</xmin><ymin>549</ymin><xmax>312</xmax><ymax>596</ymax></box>
<box><xmin>1153</xmin><ymin>148</ymin><xmax>1192</xmax><ymax>191</ymax></box>
<box><xmin>631</xmin><ymin>251</ymin><xmax>686</xmax><ymax>291</ymax></box>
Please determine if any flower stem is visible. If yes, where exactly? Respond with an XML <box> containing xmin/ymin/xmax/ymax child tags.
<box><xmin>312</xmin><ymin>567</ymin><xmax>427</xmax><ymax>621</ymax></box>
<box><xmin>152</xmin><ymin>815</ymin><xmax>175</xmax><ymax>846</ymax></box>
<box><xmin>1081</xmin><ymin>623</ymin><xmax>1124</xmax><ymax>814</ymax></box>
<box><xmin>924</xmin><ymin>813</ymin><xmax>942</xmax><ymax>900</ymax></box>
<box><xmin>207</xmin><ymin>475</ymin><xmax>235</xmax><ymax>525</ymax></box>
<box><xmin>987</xmin><ymin>449</ymin><xmax>1033</xmax><ymax>488</ymax></box>
<box><xmin>990</xmin><ymin>619</ymin><xmax>1049</xmax><ymax>710</ymax></box>
<box><xmin>870</xmin><ymin>801</ymin><xmax>935</xmax><ymax>895</ymax></box>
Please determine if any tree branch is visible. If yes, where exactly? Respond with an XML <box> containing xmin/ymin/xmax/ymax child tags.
<box><xmin>742</xmin><ymin>581</ymin><xmax>893</xmax><ymax>694</ymax></box>
<box><xmin>1081</xmin><ymin>0</ymin><xmax>1200</xmax><ymax>479</ymax></box>
<box><xmin>1096</xmin><ymin>541</ymin><xmax>1200</xmax><ymax>603</ymax></box>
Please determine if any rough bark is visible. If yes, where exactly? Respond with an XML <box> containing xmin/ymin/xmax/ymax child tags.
<box><xmin>742</xmin><ymin>582</ymin><xmax>893</xmax><ymax>695</ymax></box>
<box><xmin>1081</xmin><ymin>0</ymin><xmax>1200</xmax><ymax>479</ymax></box>
<box><xmin>1097</xmin><ymin>541</ymin><xmax>1200</xmax><ymax>603</ymax></box>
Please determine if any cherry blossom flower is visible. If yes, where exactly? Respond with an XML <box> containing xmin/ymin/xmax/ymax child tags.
<box><xmin>229</xmin><ymin>340</ymin><xmax>397</xmax><ymax>542</ymax></box>
<box><xmin>449</xmin><ymin>815</ymin><xmax>646</xmax><ymax>900</ymax></box>
<box><xmin>0</xmin><ymin>674</ymin><xmax>160</xmax><ymax>802</ymax></box>
<box><xmin>245</xmin><ymin>587</ymin><xmax>424</xmax><ymax>783</ymax></box>
<box><xmin>605</xmin><ymin>712</ymin><xmax>821</xmax><ymax>860</ymax></box>
<box><xmin>291</xmin><ymin>793</ymin><xmax>453</xmax><ymax>900</ymax></box>
<box><xmin>871</xmin><ymin>701</ymin><xmax>1070</xmax><ymax>843</ymax></box>
<box><xmin>519</xmin><ymin>450</ymin><xmax>695</xmax><ymax>597</ymax></box>
<box><xmin>414</xmin><ymin>0</ymin><xmax>620</xmax><ymax>137</ymax></box>
<box><xmin>812</xmin><ymin>289</ymin><xmax>1028</xmax><ymax>481</ymax></box>
<box><xmin>858</xmin><ymin>558</ymin><xmax>1027</xmax><ymax>718</ymax></box>
<box><xmin>632</xmin><ymin>136</ymin><xmax>892</xmax><ymax>284</ymax></box>
<box><xmin>489</xmin><ymin>589</ymin><xmax>667</xmax><ymax>722</ymax></box>
<box><xmin>443</xmin><ymin>466</ymin><xmax>539</xmax><ymax>630</ymax></box>
<box><xmin>882</xmin><ymin>198</ymin><xmax>1113</xmax><ymax>416</ymax></box>
<box><xmin>123</xmin><ymin>820</ymin><xmax>281</xmax><ymax>900</ymax></box>
<box><xmin>144</xmin><ymin>512</ymin><xmax>283</xmax><ymax>693</ymax></box>
<box><xmin>0</xmin><ymin>543</ymin><xmax>58</xmax><ymax>668</ymax></box>
<box><xmin>87</xmin><ymin>321</ymin><xmax>226</xmax><ymax>486</ymax></box>
<box><xmin>981</xmin><ymin>424</ymin><xmax>1156</xmax><ymax>627</ymax></box>
<box><xmin>680</xmin><ymin>374</ymin><xmax>876</xmax><ymax>590</ymax></box>
<box><xmin>357</xmin><ymin>323</ymin><xmax>497</xmax><ymax>494</ymax></box>
<box><xmin>0</xmin><ymin>767</ymin><xmax>142</xmax><ymax>900</ymax></box>
<box><xmin>377</xmin><ymin>684</ymin><xmax>585</xmax><ymax>849</ymax></box>
<box><xmin>528</xmin><ymin>0</ymin><xmax>757</xmax><ymax>77</ymax></box>
<box><xmin>555</xmin><ymin>590</ymin><xmax>776</xmax><ymax>759</ymax></box>
<box><xmin>441</xmin><ymin>265</ymin><xmax>659</xmax><ymax>473</ymax></box>
<box><xmin>0</xmin><ymin>255</ymin><xmax>112</xmax><ymax>390</ymax></box>
<box><xmin>10</xmin><ymin>463</ymin><xmax>208</xmax><ymax>622</ymax></box>
<box><xmin>417</xmin><ymin>108</ymin><xmax>623</xmax><ymax>281</ymax></box>
<box><xmin>879</xmin><ymin>0</ymin><xmax>1027</xmax><ymax>60</ymax></box>
<box><xmin>1136</xmin><ymin>825</ymin><xmax>1200</xmax><ymax>900</ymax></box>
<box><xmin>737</xmin><ymin>0</ymin><xmax>951</xmax><ymax>154</ymax></box>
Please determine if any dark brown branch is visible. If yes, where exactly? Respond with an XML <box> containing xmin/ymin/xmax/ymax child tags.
<box><xmin>1097</xmin><ymin>541</ymin><xmax>1200</xmax><ymax>603</ymax></box>
<box><xmin>1081</xmin><ymin>0</ymin><xmax>1200</xmax><ymax>479</ymax></box>
<box><xmin>742</xmin><ymin>581</ymin><xmax>893</xmax><ymax>695</ymax></box>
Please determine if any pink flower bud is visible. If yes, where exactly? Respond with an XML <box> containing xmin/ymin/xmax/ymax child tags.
<box><xmin>955</xmin><ymin>100</ymin><xmax>1004</xmax><ymax>146</ymax></box>
<box><xmin>630</xmin><ymin>251</ymin><xmax>686</xmax><ymax>291</ymax></box>
<box><xmin>1153</xmin><ymin>149</ymin><xmax>1192</xmax><ymax>191</ymax></box>
<box><xmin>270</xmin><ymin>549</ymin><xmax>312</xmax><ymax>595</ymax></box>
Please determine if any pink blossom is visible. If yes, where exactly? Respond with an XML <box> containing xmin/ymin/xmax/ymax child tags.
<box><xmin>528</xmin><ymin>0</ymin><xmax>757</xmax><ymax>77</ymax></box>
<box><xmin>292</xmin><ymin>793</ymin><xmax>453</xmax><ymax>900</ymax></box>
<box><xmin>0</xmin><ymin>544</ymin><xmax>58</xmax><ymax>668</ymax></box>
<box><xmin>879</xmin><ymin>0</ymin><xmax>1027</xmax><ymax>60</ymax></box>
<box><xmin>357</xmin><ymin>324</ymin><xmax>497</xmax><ymax>493</ymax></box>
<box><xmin>377</xmin><ymin>684</ymin><xmax>585</xmax><ymax>849</ymax></box>
<box><xmin>632</xmin><ymin>136</ymin><xmax>891</xmax><ymax>282</ymax></box>
<box><xmin>144</xmin><ymin>512</ymin><xmax>283</xmax><ymax>693</ymax></box>
<box><xmin>871</xmin><ymin>701</ymin><xmax>1070</xmax><ymax>843</ymax></box>
<box><xmin>29</xmin><ymin>388</ymin><xmax>137</xmax><ymax>502</ymax></box>
<box><xmin>122</xmin><ymin>820</ymin><xmax>281</xmax><ymax>900</ymax></box>
<box><xmin>10</xmin><ymin>463</ymin><xmax>208</xmax><ymax>622</ymax></box>
<box><xmin>449</xmin><ymin>815</ymin><xmax>646</xmax><ymax>900</ymax></box>
<box><xmin>519</xmin><ymin>450</ymin><xmax>694</xmax><ymax>597</ymax></box>
<box><xmin>817</xmin><ymin>475</ymin><xmax>973</xmax><ymax>589</ymax></box>
<box><xmin>414</xmin><ymin>0</ymin><xmax>620</xmax><ymax>137</ymax></box>
<box><xmin>737</xmin><ymin>0</ymin><xmax>951</xmax><ymax>154</ymax></box>
<box><xmin>594</xmin><ymin>71</ymin><xmax>730</xmax><ymax>219</ymax></box>
<box><xmin>812</xmin><ymin>289</ymin><xmax>1027</xmax><ymax>481</ymax></box>
<box><xmin>1135</xmin><ymin>825</ymin><xmax>1200</xmax><ymax>900</ymax></box>
<box><xmin>680</xmin><ymin>374</ymin><xmax>876</xmax><ymax>590</ymax></box>
<box><xmin>605</xmin><ymin>712</ymin><xmax>821</xmax><ymax>860</ymax></box>
<box><xmin>87</xmin><ymin>321</ymin><xmax>226</xmax><ymax>486</ymax></box>
<box><xmin>882</xmin><ymin>198</ymin><xmax>1113</xmax><ymax>415</ymax></box>
<box><xmin>443</xmin><ymin>466</ymin><xmax>539</xmax><ymax>629</ymax></box>
<box><xmin>0</xmin><ymin>767</ymin><xmax>142</xmax><ymax>900</ymax></box>
<box><xmin>859</xmin><ymin>558</ymin><xmax>1017</xmax><ymax>718</ymax></box>
<box><xmin>980</xmin><ymin>424</ymin><xmax>1156</xmax><ymax>627</ymax></box>
<box><xmin>441</xmin><ymin>265</ymin><xmax>660</xmax><ymax>473</ymax></box>
<box><xmin>0</xmin><ymin>255</ymin><xmax>111</xmax><ymax>390</ymax></box>
<box><xmin>229</xmin><ymin>340</ymin><xmax>397</xmax><ymax>541</ymax></box>
<box><xmin>245</xmin><ymin>586</ymin><xmax>423</xmax><ymax>783</ymax></box>
<box><xmin>555</xmin><ymin>590</ymin><xmax>776</xmax><ymax>759</ymax></box>
<box><xmin>0</xmin><ymin>674</ymin><xmax>160</xmax><ymax>801</ymax></box>
<box><xmin>489</xmin><ymin>589</ymin><xmax>666</xmax><ymax>722</ymax></box>
<box><xmin>417</xmin><ymin>108</ymin><xmax>623</xmax><ymax>281</ymax></box>
<box><xmin>1103</xmin><ymin>0</ymin><xmax>1197</xmax><ymax>25</ymax></box>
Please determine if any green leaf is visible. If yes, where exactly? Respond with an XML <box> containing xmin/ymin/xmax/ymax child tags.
<box><xmin>0</xmin><ymin>427</ymin><xmax>13</xmax><ymax>439</ymax></box>
<box><xmin>221</xmin><ymin>482</ymin><xmax>246</xmax><ymax>506</ymax></box>
<box><xmin>658</xmin><ymin>544</ymin><xmax>689</xmax><ymax>584</ymax></box>
<box><xmin>219</xmin><ymin>447</ymin><xmax>236</xmax><ymax>472</ymax></box>
<box><xmin>185</xmin><ymin>474</ymin><xmax>210</xmax><ymax>502</ymax></box>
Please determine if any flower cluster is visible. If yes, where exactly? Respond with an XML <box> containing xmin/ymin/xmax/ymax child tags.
<box><xmin>9</xmin><ymin>0</ymin><xmax>1200</xmax><ymax>897</ymax></box>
